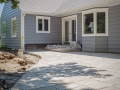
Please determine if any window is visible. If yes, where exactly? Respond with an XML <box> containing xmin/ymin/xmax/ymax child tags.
<box><xmin>97</xmin><ymin>12</ymin><xmax>105</xmax><ymax>33</ymax></box>
<box><xmin>11</xmin><ymin>17</ymin><xmax>16</xmax><ymax>37</ymax></box>
<box><xmin>44</xmin><ymin>19</ymin><xmax>48</xmax><ymax>31</ymax></box>
<box><xmin>36</xmin><ymin>16</ymin><xmax>50</xmax><ymax>33</ymax></box>
<box><xmin>2</xmin><ymin>22</ymin><xmax>6</xmax><ymax>38</ymax></box>
<box><xmin>84</xmin><ymin>13</ymin><xmax>94</xmax><ymax>34</ymax></box>
<box><xmin>82</xmin><ymin>8</ymin><xmax>108</xmax><ymax>36</ymax></box>
<box><xmin>38</xmin><ymin>19</ymin><xmax>42</xmax><ymax>31</ymax></box>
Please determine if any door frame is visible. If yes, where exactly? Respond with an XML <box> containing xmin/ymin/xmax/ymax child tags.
<box><xmin>62</xmin><ymin>15</ymin><xmax>77</xmax><ymax>44</ymax></box>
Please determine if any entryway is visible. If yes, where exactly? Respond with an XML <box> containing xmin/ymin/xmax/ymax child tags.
<box><xmin>62</xmin><ymin>15</ymin><xmax>77</xmax><ymax>44</ymax></box>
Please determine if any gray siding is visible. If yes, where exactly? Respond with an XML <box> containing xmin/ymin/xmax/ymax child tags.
<box><xmin>82</xmin><ymin>36</ymin><xmax>95</xmax><ymax>52</ymax></box>
<box><xmin>25</xmin><ymin>14</ymin><xmax>61</xmax><ymax>44</ymax></box>
<box><xmin>1</xmin><ymin>2</ymin><xmax>21</xmax><ymax>49</ymax></box>
<box><xmin>77</xmin><ymin>13</ymin><xmax>82</xmax><ymax>45</ymax></box>
<box><xmin>108</xmin><ymin>4</ymin><xmax>120</xmax><ymax>53</ymax></box>
<box><xmin>95</xmin><ymin>36</ymin><xmax>108</xmax><ymax>52</ymax></box>
<box><xmin>82</xmin><ymin>36</ymin><xmax>108</xmax><ymax>52</ymax></box>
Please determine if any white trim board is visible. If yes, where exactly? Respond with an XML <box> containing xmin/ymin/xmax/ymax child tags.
<box><xmin>21</xmin><ymin>13</ymin><xmax>25</xmax><ymax>51</ymax></box>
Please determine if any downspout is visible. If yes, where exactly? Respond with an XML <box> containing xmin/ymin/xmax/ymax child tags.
<box><xmin>21</xmin><ymin>12</ymin><xmax>25</xmax><ymax>51</ymax></box>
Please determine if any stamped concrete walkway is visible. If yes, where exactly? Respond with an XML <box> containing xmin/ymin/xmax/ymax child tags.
<box><xmin>11</xmin><ymin>51</ymin><xmax>120</xmax><ymax>90</ymax></box>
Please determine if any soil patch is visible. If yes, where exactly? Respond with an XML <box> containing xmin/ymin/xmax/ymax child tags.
<box><xmin>0</xmin><ymin>51</ymin><xmax>41</xmax><ymax>90</ymax></box>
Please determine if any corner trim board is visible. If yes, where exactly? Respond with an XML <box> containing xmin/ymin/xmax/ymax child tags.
<box><xmin>21</xmin><ymin>12</ymin><xmax>25</xmax><ymax>50</ymax></box>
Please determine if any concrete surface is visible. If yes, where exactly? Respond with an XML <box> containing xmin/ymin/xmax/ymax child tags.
<box><xmin>11</xmin><ymin>51</ymin><xmax>120</xmax><ymax>90</ymax></box>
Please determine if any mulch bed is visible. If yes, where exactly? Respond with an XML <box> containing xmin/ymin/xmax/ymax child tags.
<box><xmin>0</xmin><ymin>49</ymin><xmax>41</xmax><ymax>90</ymax></box>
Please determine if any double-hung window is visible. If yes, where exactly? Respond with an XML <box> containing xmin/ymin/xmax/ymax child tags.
<box><xmin>11</xmin><ymin>17</ymin><xmax>17</xmax><ymax>37</ymax></box>
<box><xmin>2</xmin><ymin>21</ymin><xmax>6</xmax><ymax>38</ymax></box>
<box><xmin>36</xmin><ymin>16</ymin><xmax>50</xmax><ymax>33</ymax></box>
<box><xmin>82</xmin><ymin>8</ymin><xmax>108</xmax><ymax>36</ymax></box>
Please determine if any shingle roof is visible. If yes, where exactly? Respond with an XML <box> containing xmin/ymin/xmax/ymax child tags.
<box><xmin>19</xmin><ymin>0</ymin><xmax>109</xmax><ymax>15</ymax></box>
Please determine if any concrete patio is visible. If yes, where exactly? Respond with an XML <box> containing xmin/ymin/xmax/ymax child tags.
<box><xmin>11</xmin><ymin>51</ymin><xmax>120</xmax><ymax>90</ymax></box>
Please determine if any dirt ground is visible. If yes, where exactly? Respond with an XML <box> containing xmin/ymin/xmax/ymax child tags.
<box><xmin>0</xmin><ymin>51</ymin><xmax>41</xmax><ymax>90</ymax></box>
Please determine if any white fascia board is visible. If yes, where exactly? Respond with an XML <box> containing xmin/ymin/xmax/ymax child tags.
<box><xmin>62</xmin><ymin>15</ymin><xmax>77</xmax><ymax>19</ymax></box>
<box><xmin>21</xmin><ymin>11</ymin><xmax>55</xmax><ymax>16</ymax></box>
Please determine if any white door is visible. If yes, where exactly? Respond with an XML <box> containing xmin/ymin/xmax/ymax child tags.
<box><xmin>64</xmin><ymin>19</ymin><xmax>76</xmax><ymax>43</ymax></box>
<box><xmin>62</xmin><ymin>15</ymin><xmax>77</xmax><ymax>44</ymax></box>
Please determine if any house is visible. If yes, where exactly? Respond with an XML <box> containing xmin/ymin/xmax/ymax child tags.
<box><xmin>0</xmin><ymin>0</ymin><xmax>120</xmax><ymax>53</ymax></box>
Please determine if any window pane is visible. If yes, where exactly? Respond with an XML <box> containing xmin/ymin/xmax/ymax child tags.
<box><xmin>65</xmin><ymin>21</ymin><xmax>69</xmax><ymax>41</ymax></box>
<box><xmin>72</xmin><ymin>20</ymin><xmax>76</xmax><ymax>41</ymax></box>
<box><xmin>12</xmin><ymin>21</ymin><xmax>14</xmax><ymax>35</ymax></box>
<box><xmin>44</xmin><ymin>19</ymin><xmax>48</xmax><ymax>31</ymax></box>
<box><xmin>97</xmin><ymin>12</ymin><xmax>105</xmax><ymax>33</ymax></box>
<box><xmin>14</xmin><ymin>20</ymin><xmax>16</xmax><ymax>35</ymax></box>
<box><xmin>12</xmin><ymin>20</ymin><xmax>16</xmax><ymax>36</ymax></box>
<box><xmin>84</xmin><ymin>13</ymin><xmax>94</xmax><ymax>34</ymax></box>
<box><xmin>38</xmin><ymin>19</ymin><xmax>42</xmax><ymax>31</ymax></box>
<box><xmin>3</xmin><ymin>23</ymin><xmax>6</xmax><ymax>35</ymax></box>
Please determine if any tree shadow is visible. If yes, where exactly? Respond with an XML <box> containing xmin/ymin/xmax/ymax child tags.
<box><xmin>0</xmin><ymin>71</ymin><xmax>27</xmax><ymax>90</ymax></box>
<box><xmin>30</xmin><ymin>62</ymin><xmax>111</xmax><ymax>78</ymax></box>
<box><xmin>12</xmin><ymin>62</ymin><xmax>113</xmax><ymax>90</ymax></box>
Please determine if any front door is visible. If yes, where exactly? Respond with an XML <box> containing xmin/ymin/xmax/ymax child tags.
<box><xmin>64</xmin><ymin>19</ymin><xmax>76</xmax><ymax>43</ymax></box>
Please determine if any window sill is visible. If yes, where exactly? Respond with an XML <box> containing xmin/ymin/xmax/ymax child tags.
<box><xmin>12</xmin><ymin>35</ymin><xmax>16</xmax><ymax>37</ymax></box>
<box><xmin>2</xmin><ymin>35</ymin><xmax>6</xmax><ymax>38</ymax></box>
<box><xmin>36</xmin><ymin>31</ymin><xmax>50</xmax><ymax>33</ymax></box>
<box><xmin>2</xmin><ymin>37</ymin><xmax>6</xmax><ymax>38</ymax></box>
<box><xmin>82</xmin><ymin>33</ymin><xmax>108</xmax><ymax>37</ymax></box>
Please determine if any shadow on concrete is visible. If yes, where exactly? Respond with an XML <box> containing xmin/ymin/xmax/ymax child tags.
<box><xmin>13</xmin><ymin>62</ymin><xmax>112</xmax><ymax>90</ymax></box>
<box><xmin>0</xmin><ymin>71</ymin><xmax>26</xmax><ymax>90</ymax></box>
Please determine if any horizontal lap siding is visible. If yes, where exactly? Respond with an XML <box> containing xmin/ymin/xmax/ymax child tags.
<box><xmin>82</xmin><ymin>36</ymin><xmax>108</xmax><ymax>52</ymax></box>
<box><xmin>25</xmin><ymin>14</ymin><xmax>62</xmax><ymax>44</ymax></box>
<box><xmin>95</xmin><ymin>36</ymin><xmax>108</xmax><ymax>52</ymax></box>
<box><xmin>108</xmin><ymin>4</ymin><xmax>120</xmax><ymax>53</ymax></box>
<box><xmin>82</xmin><ymin>36</ymin><xmax>95</xmax><ymax>52</ymax></box>
<box><xmin>77</xmin><ymin>13</ymin><xmax>82</xmax><ymax>45</ymax></box>
<box><xmin>1</xmin><ymin>2</ymin><xmax>21</xmax><ymax>49</ymax></box>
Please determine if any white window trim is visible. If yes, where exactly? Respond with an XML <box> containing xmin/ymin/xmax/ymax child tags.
<box><xmin>11</xmin><ymin>17</ymin><xmax>17</xmax><ymax>37</ymax></box>
<box><xmin>36</xmin><ymin>16</ymin><xmax>51</xmax><ymax>33</ymax></box>
<box><xmin>2</xmin><ymin>21</ymin><xmax>6</xmax><ymax>38</ymax></box>
<box><xmin>82</xmin><ymin>8</ymin><xmax>108</xmax><ymax>36</ymax></box>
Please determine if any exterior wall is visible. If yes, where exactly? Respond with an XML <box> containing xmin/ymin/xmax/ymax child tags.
<box><xmin>77</xmin><ymin>13</ymin><xmax>82</xmax><ymax>45</ymax></box>
<box><xmin>108</xmin><ymin>4</ymin><xmax>120</xmax><ymax>53</ymax></box>
<box><xmin>1</xmin><ymin>2</ymin><xmax>21</xmax><ymax>49</ymax></box>
<box><xmin>82</xmin><ymin>36</ymin><xmax>95</xmax><ymax>52</ymax></box>
<box><xmin>24</xmin><ymin>14</ymin><xmax>62</xmax><ymax>44</ymax></box>
<box><xmin>82</xmin><ymin>36</ymin><xmax>108</xmax><ymax>52</ymax></box>
<box><xmin>95</xmin><ymin>36</ymin><xmax>108</xmax><ymax>52</ymax></box>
